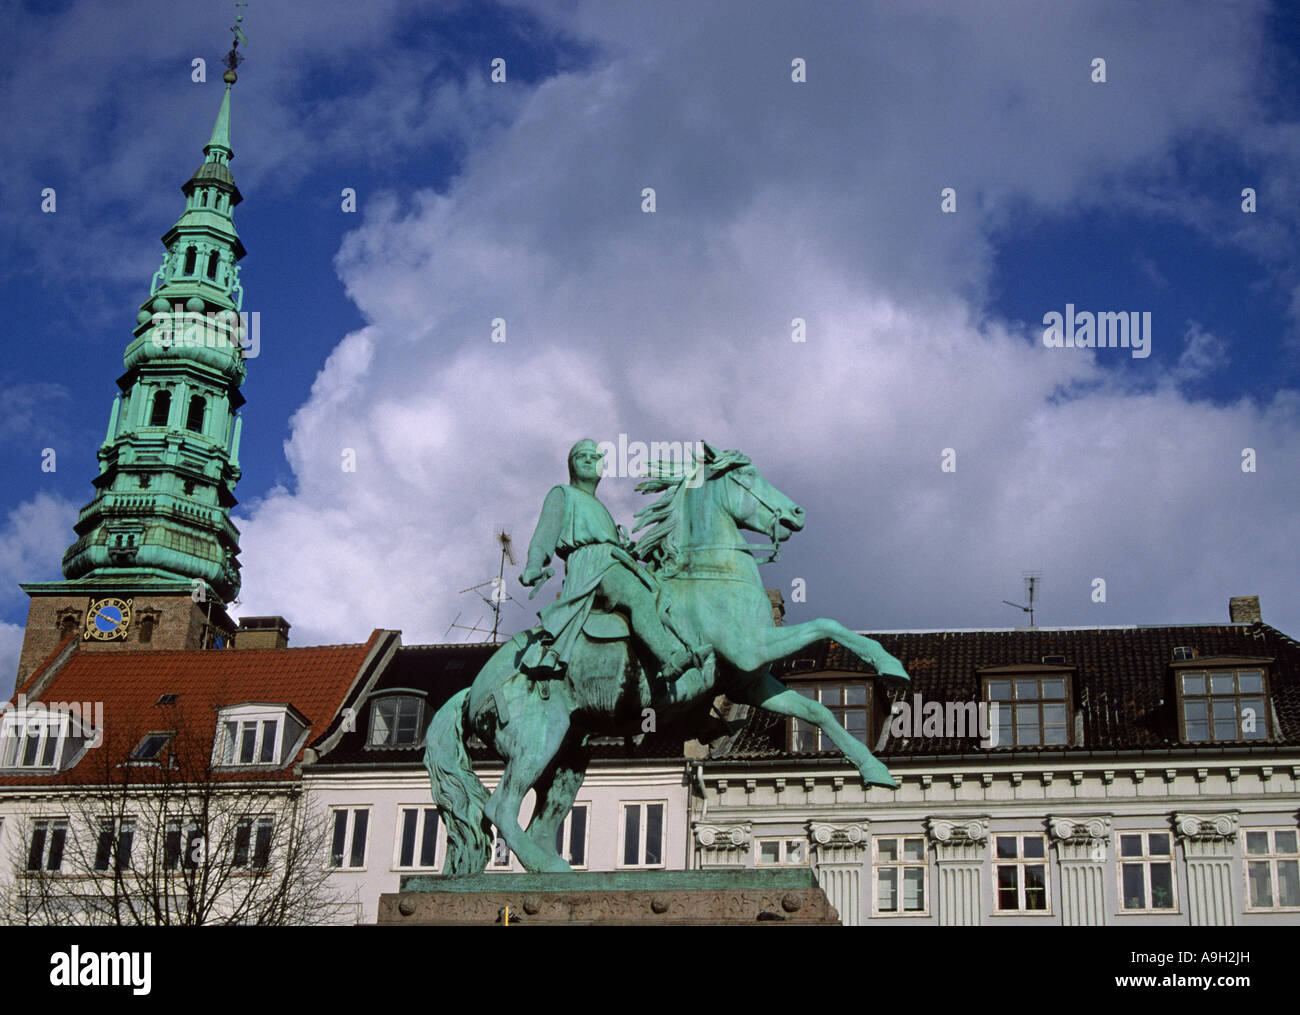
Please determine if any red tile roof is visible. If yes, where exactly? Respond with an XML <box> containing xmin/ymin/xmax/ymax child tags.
<box><xmin>0</xmin><ymin>630</ymin><xmax>392</xmax><ymax>787</ymax></box>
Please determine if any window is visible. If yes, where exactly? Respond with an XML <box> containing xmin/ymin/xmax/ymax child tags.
<box><xmin>986</xmin><ymin>676</ymin><xmax>1068</xmax><ymax>746</ymax></box>
<box><xmin>149</xmin><ymin>390</ymin><xmax>171</xmax><ymax>427</ymax></box>
<box><xmin>1178</xmin><ymin>668</ymin><xmax>1268</xmax><ymax>742</ymax></box>
<box><xmin>369</xmin><ymin>696</ymin><xmax>423</xmax><ymax>748</ymax></box>
<box><xmin>183</xmin><ymin>246</ymin><xmax>197</xmax><ymax>275</ymax></box>
<box><xmin>0</xmin><ymin>715</ymin><xmax>64</xmax><ymax>769</ymax></box>
<box><xmin>219</xmin><ymin>718</ymin><xmax>281</xmax><ymax>766</ymax></box>
<box><xmin>994</xmin><ymin>834</ymin><xmax>1049</xmax><ymax>912</ymax></box>
<box><xmin>756</xmin><ymin>837</ymin><xmax>807</xmax><ymax>867</ymax></box>
<box><xmin>186</xmin><ymin>395</ymin><xmax>205</xmax><ymax>432</ymax></box>
<box><xmin>620</xmin><ymin>802</ymin><xmax>665</xmax><ymax>867</ymax></box>
<box><xmin>232</xmin><ymin>817</ymin><xmax>274</xmax><ymax>870</ymax></box>
<box><xmin>94</xmin><ymin>817</ymin><xmax>136</xmax><ymax>872</ymax></box>
<box><xmin>1244</xmin><ymin>829</ymin><xmax>1300</xmax><ymax>910</ymax></box>
<box><xmin>789</xmin><ymin>679</ymin><xmax>869</xmax><ymax>750</ymax></box>
<box><xmin>206</xmin><ymin>251</ymin><xmax>219</xmax><ymax>280</ymax></box>
<box><xmin>329</xmin><ymin>808</ymin><xmax>369</xmax><ymax>869</ymax></box>
<box><xmin>164</xmin><ymin>819</ymin><xmax>203</xmax><ymax>871</ymax></box>
<box><xmin>1118</xmin><ymin>832</ymin><xmax>1175</xmax><ymax>911</ymax></box>
<box><xmin>554</xmin><ymin>804</ymin><xmax>589</xmax><ymax>868</ymax></box>
<box><xmin>396</xmin><ymin>808</ymin><xmax>441</xmax><ymax>870</ymax></box>
<box><xmin>27</xmin><ymin>818</ymin><xmax>68</xmax><ymax>872</ymax></box>
<box><xmin>874</xmin><ymin>836</ymin><xmax>927</xmax><ymax>915</ymax></box>
<box><xmin>130</xmin><ymin>732</ymin><xmax>171</xmax><ymax>761</ymax></box>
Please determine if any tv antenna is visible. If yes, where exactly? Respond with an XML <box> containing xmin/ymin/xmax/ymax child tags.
<box><xmin>445</xmin><ymin>528</ymin><xmax>523</xmax><ymax>642</ymax></box>
<box><xmin>1002</xmin><ymin>571</ymin><xmax>1041</xmax><ymax>627</ymax></box>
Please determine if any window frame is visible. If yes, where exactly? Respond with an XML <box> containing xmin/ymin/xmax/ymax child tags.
<box><xmin>0</xmin><ymin>711</ymin><xmax>73</xmax><ymax>771</ymax></box>
<box><xmin>26</xmin><ymin>817</ymin><xmax>69</xmax><ymax>873</ymax></box>
<box><xmin>755</xmin><ymin>836</ymin><xmax>809</xmax><ymax>868</ymax></box>
<box><xmin>366</xmin><ymin>692</ymin><xmax>426</xmax><ymax>750</ymax></box>
<box><xmin>231</xmin><ymin>815</ymin><xmax>275</xmax><ymax>872</ymax></box>
<box><xmin>1174</xmin><ymin>662</ymin><xmax>1272</xmax><ymax>744</ymax></box>
<box><xmin>212</xmin><ymin>704</ymin><xmax>306</xmax><ymax>769</ymax></box>
<box><xmin>618</xmin><ymin>801</ymin><xmax>667</xmax><ymax>869</ymax></box>
<box><xmin>163</xmin><ymin>817</ymin><xmax>205</xmax><ymax>871</ymax></box>
<box><xmin>554</xmin><ymin>803</ymin><xmax>590</xmax><ymax>870</ymax></box>
<box><xmin>872</xmin><ymin>835</ymin><xmax>930</xmax><ymax>917</ymax></box>
<box><xmin>981</xmin><ymin>669</ymin><xmax>1072</xmax><ymax>748</ymax></box>
<box><xmin>1243</xmin><ymin>827</ymin><xmax>1300</xmax><ymax>912</ymax></box>
<box><xmin>327</xmin><ymin>807</ymin><xmax>371</xmax><ymax>870</ymax></box>
<box><xmin>93</xmin><ymin>815</ymin><xmax>137</xmax><ymax>873</ymax></box>
<box><xmin>394</xmin><ymin>806</ymin><xmax>443</xmax><ymax>871</ymax></box>
<box><xmin>992</xmin><ymin>833</ymin><xmax>1052</xmax><ymax>915</ymax></box>
<box><xmin>1116</xmin><ymin>830</ymin><xmax>1178</xmax><ymax>914</ymax></box>
<box><xmin>785</xmin><ymin>675</ymin><xmax>873</xmax><ymax>752</ymax></box>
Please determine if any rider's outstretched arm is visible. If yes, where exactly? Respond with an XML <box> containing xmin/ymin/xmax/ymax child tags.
<box><xmin>522</xmin><ymin>485</ymin><xmax>566</xmax><ymax>584</ymax></box>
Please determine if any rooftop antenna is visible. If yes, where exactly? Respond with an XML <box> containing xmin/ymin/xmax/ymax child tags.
<box><xmin>1002</xmin><ymin>571</ymin><xmax>1041</xmax><ymax>627</ymax></box>
<box><xmin>447</xmin><ymin>527</ymin><xmax>523</xmax><ymax>642</ymax></box>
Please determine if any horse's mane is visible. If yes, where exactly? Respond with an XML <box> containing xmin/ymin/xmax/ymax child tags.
<box><xmin>631</xmin><ymin>447</ymin><xmax>749</xmax><ymax>574</ymax></box>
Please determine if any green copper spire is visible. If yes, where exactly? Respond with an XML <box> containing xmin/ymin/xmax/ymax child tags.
<box><xmin>204</xmin><ymin>81</ymin><xmax>234</xmax><ymax>164</ymax></box>
<box><xmin>59</xmin><ymin>63</ymin><xmax>252</xmax><ymax>605</ymax></box>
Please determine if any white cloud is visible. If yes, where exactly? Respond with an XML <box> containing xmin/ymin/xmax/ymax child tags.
<box><xmin>220</xmin><ymin>1</ymin><xmax>1300</xmax><ymax>643</ymax></box>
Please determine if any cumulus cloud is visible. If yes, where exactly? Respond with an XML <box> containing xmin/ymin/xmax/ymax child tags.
<box><xmin>229</xmin><ymin>0</ymin><xmax>1300</xmax><ymax>644</ymax></box>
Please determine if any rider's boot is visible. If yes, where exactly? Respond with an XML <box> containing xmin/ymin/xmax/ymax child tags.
<box><xmin>659</xmin><ymin>643</ymin><xmax>713</xmax><ymax>683</ymax></box>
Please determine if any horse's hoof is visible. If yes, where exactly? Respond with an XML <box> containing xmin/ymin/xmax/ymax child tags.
<box><xmin>858</xmin><ymin>761</ymin><xmax>898</xmax><ymax>789</ymax></box>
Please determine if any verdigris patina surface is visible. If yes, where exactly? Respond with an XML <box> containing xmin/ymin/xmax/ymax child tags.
<box><xmin>425</xmin><ymin>440</ymin><xmax>909</xmax><ymax>874</ymax></box>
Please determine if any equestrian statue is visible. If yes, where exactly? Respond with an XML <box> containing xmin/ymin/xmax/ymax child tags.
<box><xmin>425</xmin><ymin>439</ymin><xmax>909</xmax><ymax>874</ymax></box>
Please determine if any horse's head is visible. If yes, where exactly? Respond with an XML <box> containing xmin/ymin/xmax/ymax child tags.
<box><xmin>698</xmin><ymin>442</ymin><xmax>804</xmax><ymax>550</ymax></box>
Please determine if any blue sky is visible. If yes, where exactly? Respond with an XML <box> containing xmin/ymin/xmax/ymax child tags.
<box><xmin>2</xmin><ymin>0</ymin><xmax>1298</xmax><ymax>685</ymax></box>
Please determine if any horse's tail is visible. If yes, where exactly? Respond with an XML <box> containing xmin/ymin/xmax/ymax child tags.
<box><xmin>424</xmin><ymin>688</ymin><xmax>490</xmax><ymax>876</ymax></box>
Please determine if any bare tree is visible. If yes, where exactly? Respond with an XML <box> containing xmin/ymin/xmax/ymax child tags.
<box><xmin>1</xmin><ymin>700</ymin><xmax>351</xmax><ymax>926</ymax></box>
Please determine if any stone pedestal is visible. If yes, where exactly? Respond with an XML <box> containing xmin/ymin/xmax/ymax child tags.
<box><xmin>378</xmin><ymin>869</ymin><xmax>840</xmax><ymax>926</ymax></box>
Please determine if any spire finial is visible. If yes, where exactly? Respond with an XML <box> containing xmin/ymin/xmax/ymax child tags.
<box><xmin>222</xmin><ymin>2</ymin><xmax>249</xmax><ymax>84</ymax></box>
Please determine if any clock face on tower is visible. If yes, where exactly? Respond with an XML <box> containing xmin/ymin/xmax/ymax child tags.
<box><xmin>84</xmin><ymin>598</ymin><xmax>133</xmax><ymax>641</ymax></box>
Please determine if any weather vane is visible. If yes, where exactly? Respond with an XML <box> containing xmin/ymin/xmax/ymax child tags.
<box><xmin>224</xmin><ymin>2</ymin><xmax>249</xmax><ymax>77</ymax></box>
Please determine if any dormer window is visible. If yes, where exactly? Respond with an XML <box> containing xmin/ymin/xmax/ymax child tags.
<box><xmin>1176</xmin><ymin>662</ymin><xmax>1270</xmax><ymax>742</ymax></box>
<box><xmin>788</xmin><ymin>677</ymin><xmax>872</xmax><ymax>751</ymax></box>
<box><xmin>0</xmin><ymin>709</ymin><xmax>92</xmax><ymax>771</ymax></box>
<box><xmin>369</xmin><ymin>694</ymin><xmax>424</xmax><ymax>748</ymax></box>
<box><xmin>130</xmin><ymin>732</ymin><xmax>172</xmax><ymax>761</ymax></box>
<box><xmin>981</xmin><ymin>667</ymin><xmax>1072</xmax><ymax>747</ymax></box>
<box><xmin>213</xmin><ymin>705</ymin><xmax>308</xmax><ymax>768</ymax></box>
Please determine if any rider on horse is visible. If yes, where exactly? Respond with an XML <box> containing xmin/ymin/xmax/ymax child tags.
<box><xmin>518</xmin><ymin>438</ymin><xmax>714</xmax><ymax>697</ymax></box>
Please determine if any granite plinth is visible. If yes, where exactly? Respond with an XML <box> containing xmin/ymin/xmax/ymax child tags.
<box><xmin>377</xmin><ymin>869</ymin><xmax>840</xmax><ymax>925</ymax></box>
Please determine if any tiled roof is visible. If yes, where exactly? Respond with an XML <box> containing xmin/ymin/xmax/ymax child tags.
<box><xmin>311</xmin><ymin>642</ymin><xmax>693</xmax><ymax>770</ymax></box>
<box><xmin>719</xmin><ymin>623</ymin><xmax>1300</xmax><ymax>761</ymax></box>
<box><xmin>0</xmin><ymin>631</ymin><xmax>390</xmax><ymax>787</ymax></box>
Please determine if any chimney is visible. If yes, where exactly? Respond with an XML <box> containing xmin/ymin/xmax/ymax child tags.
<box><xmin>1228</xmin><ymin>596</ymin><xmax>1261</xmax><ymax>624</ymax></box>
<box><xmin>236</xmin><ymin>616</ymin><xmax>291</xmax><ymax>649</ymax></box>
<box><xmin>766</xmin><ymin>588</ymin><xmax>786</xmax><ymax>627</ymax></box>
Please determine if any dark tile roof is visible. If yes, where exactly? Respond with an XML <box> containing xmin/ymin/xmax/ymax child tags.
<box><xmin>310</xmin><ymin>643</ymin><xmax>692</xmax><ymax>770</ymax></box>
<box><xmin>718</xmin><ymin>622</ymin><xmax>1300</xmax><ymax>761</ymax></box>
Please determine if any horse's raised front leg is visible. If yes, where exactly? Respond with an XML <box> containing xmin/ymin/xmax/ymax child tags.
<box><xmin>733</xmin><ymin>671</ymin><xmax>897</xmax><ymax>789</ymax></box>
<box><xmin>483</xmin><ymin>698</ymin><xmax>573</xmax><ymax>874</ymax></box>
<box><xmin>716</xmin><ymin>618</ymin><xmax>907</xmax><ymax>681</ymax></box>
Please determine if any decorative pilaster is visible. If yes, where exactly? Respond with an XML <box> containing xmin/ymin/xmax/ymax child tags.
<box><xmin>1049</xmin><ymin>816</ymin><xmax>1111</xmax><ymax>925</ymax></box>
<box><xmin>693</xmin><ymin>823</ymin><xmax>751</xmax><ymax>869</ymax></box>
<box><xmin>1173</xmin><ymin>813</ymin><xmax>1238</xmax><ymax>926</ymax></box>
<box><xmin>927</xmin><ymin>817</ymin><xmax>989</xmax><ymax>926</ymax></box>
<box><xmin>807</xmin><ymin>822</ymin><xmax>868</xmax><ymax>927</ymax></box>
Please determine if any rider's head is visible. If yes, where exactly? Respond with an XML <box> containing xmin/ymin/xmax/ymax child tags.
<box><xmin>568</xmin><ymin>439</ymin><xmax>604</xmax><ymax>485</ymax></box>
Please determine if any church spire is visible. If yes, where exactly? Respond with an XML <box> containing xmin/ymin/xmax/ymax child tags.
<box><xmin>15</xmin><ymin>12</ymin><xmax>258</xmax><ymax>680</ymax></box>
<box><xmin>57</xmin><ymin>22</ymin><xmax>254</xmax><ymax>605</ymax></box>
